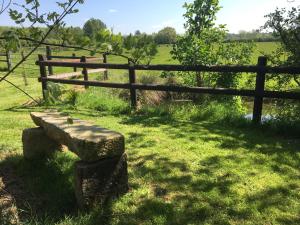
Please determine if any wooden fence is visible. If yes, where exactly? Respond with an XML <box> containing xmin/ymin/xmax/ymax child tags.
<box><xmin>36</xmin><ymin>55</ymin><xmax>300</xmax><ymax>124</ymax></box>
<box><xmin>0</xmin><ymin>51</ymin><xmax>12</xmax><ymax>70</ymax></box>
<box><xmin>45</xmin><ymin>46</ymin><xmax>108</xmax><ymax>80</ymax></box>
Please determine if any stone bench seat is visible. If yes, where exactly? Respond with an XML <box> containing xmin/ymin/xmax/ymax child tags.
<box><xmin>30</xmin><ymin>112</ymin><xmax>125</xmax><ymax>162</ymax></box>
<box><xmin>22</xmin><ymin>112</ymin><xmax>128</xmax><ymax>209</ymax></box>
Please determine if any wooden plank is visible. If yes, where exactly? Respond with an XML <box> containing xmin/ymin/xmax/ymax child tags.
<box><xmin>103</xmin><ymin>53</ymin><xmax>108</xmax><ymax>80</ymax></box>
<box><xmin>46</xmin><ymin>46</ymin><xmax>53</xmax><ymax>75</ymax></box>
<box><xmin>263</xmin><ymin>90</ymin><xmax>300</xmax><ymax>100</ymax></box>
<box><xmin>49</xmin><ymin>58</ymin><xmax>103</xmax><ymax>63</ymax></box>
<box><xmin>50</xmin><ymin>69</ymin><xmax>107</xmax><ymax>79</ymax></box>
<box><xmin>129</xmin><ymin>65</ymin><xmax>137</xmax><ymax>108</ymax></box>
<box><xmin>40</xmin><ymin>77</ymin><xmax>131</xmax><ymax>89</ymax></box>
<box><xmin>81</xmin><ymin>56</ymin><xmax>89</xmax><ymax>89</ymax></box>
<box><xmin>253</xmin><ymin>57</ymin><xmax>267</xmax><ymax>124</ymax></box>
<box><xmin>51</xmin><ymin>55</ymin><xmax>103</xmax><ymax>60</ymax></box>
<box><xmin>36</xmin><ymin>61</ymin><xmax>300</xmax><ymax>74</ymax></box>
<box><xmin>72</xmin><ymin>53</ymin><xmax>77</xmax><ymax>72</ymax></box>
<box><xmin>88</xmin><ymin>68</ymin><xmax>107</xmax><ymax>73</ymax></box>
<box><xmin>38</xmin><ymin>55</ymin><xmax>48</xmax><ymax>99</ymax></box>
<box><xmin>40</xmin><ymin>77</ymin><xmax>300</xmax><ymax>100</ymax></box>
<box><xmin>50</xmin><ymin>71</ymin><xmax>82</xmax><ymax>79</ymax></box>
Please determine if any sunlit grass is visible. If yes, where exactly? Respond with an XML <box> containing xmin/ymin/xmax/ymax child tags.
<box><xmin>0</xmin><ymin>43</ymin><xmax>299</xmax><ymax>224</ymax></box>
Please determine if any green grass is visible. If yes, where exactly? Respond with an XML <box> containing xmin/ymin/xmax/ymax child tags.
<box><xmin>0</xmin><ymin>42</ymin><xmax>299</xmax><ymax>224</ymax></box>
<box><xmin>252</xmin><ymin>42</ymin><xmax>280</xmax><ymax>62</ymax></box>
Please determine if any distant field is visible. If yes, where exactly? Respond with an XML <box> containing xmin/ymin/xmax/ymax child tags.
<box><xmin>252</xmin><ymin>42</ymin><xmax>279</xmax><ymax>62</ymax></box>
<box><xmin>0</xmin><ymin>42</ymin><xmax>280</xmax><ymax>73</ymax></box>
<box><xmin>151</xmin><ymin>42</ymin><xmax>279</xmax><ymax>65</ymax></box>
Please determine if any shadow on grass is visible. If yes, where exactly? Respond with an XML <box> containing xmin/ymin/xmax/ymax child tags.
<box><xmin>0</xmin><ymin>67</ymin><xmax>8</xmax><ymax>72</ymax></box>
<box><xmin>0</xmin><ymin>139</ymin><xmax>299</xmax><ymax>224</ymax></box>
<box><xmin>104</xmin><ymin>151</ymin><xmax>299</xmax><ymax>224</ymax></box>
<box><xmin>121</xmin><ymin>112</ymin><xmax>300</xmax><ymax>173</ymax></box>
<box><xmin>0</xmin><ymin>152</ymin><xmax>80</xmax><ymax>223</ymax></box>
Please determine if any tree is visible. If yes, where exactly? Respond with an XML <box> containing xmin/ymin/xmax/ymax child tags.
<box><xmin>171</xmin><ymin>0</ymin><xmax>254</xmax><ymax>88</ymax></box>
<box><xmin>83</xmin><ymin>18</ymin><xmax>106</xmax><ymax>39</ymax></box>
<box><xmin>95</xmin><ymin>29</ymin><xmax>123</xmax><ymax>55</ymax></box>
<box><xmin>263</xmin><ymin>6</ymin><xmax>300</xmax><ymax>123</ymax></box>
<box><xmin>123</xmin><ymin>33</ymin><xmax>135</xmax><ymax>50</ymax></box>
<box><xmin>155</xmin><ymin>27</ymin><xmax>177</xmax><ymax>44</ymax></box>
<box><xmin>124</xmin><ymin>34</ymin><xmax>158</xmax><ymax>64</ymax></box>
<box><xmin>134</xmin><ymin>30</ymin><xmax>141</xmax><ymax>36</ymax></box>
<box><xmin>263</xmin><ymin>6</ymin><xmax>300</xmax><ymax>88</ymax></box>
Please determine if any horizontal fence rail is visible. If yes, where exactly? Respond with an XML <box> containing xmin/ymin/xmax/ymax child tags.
<box><xmin>39</xmin><ymin>77</ymin><xmax>300</xmax><ymax>100</ymax></box>
<box><xmin>36</xmin><ymin>61</ymin><xmax>300</xmax><ymax>74</ymax></box>
<box><xmin>49</xmin><ymin>55</ymin><xmax>102</xmax><ymax>60</ymax></box>
<box><xmin>36</xmin><ymin>55</ymin><xmax>300</xmax><ymax>124</ymax></box>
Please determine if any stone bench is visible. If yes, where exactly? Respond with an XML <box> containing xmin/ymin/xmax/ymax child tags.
<box><xmin>22</xmin><ymin>112</ymin><xmax>128</xmax><ymax>209</ymax></box>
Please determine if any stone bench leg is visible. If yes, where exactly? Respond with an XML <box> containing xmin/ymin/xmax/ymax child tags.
<box><xmin>74</xmin><ymin>153</ymin><xmax>129</xmax><ymax>209</ymax></box>
<box><xmin>22</xmin><ymin>127</ymin><xmax>62</xmax><ymax>160</ymax></box>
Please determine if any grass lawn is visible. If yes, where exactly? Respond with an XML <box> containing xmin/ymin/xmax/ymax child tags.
<box><xmin>0</xmin><ymin>42</ymin><xmax>299</xmax><ymax>224</ymax></box>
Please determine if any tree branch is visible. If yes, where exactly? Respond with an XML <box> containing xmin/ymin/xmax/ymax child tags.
<box><xmin>0</xmin><ymin>0</ymin><xmax>83</xmax><ymax>103</ymax></box>
<box><xmin>0</xmin><ymin>0</ymin><xmax>81</xmax><ymax>84</ymax></box>
<box><xmin>0</xmin><ymin>36</ymin><xmax>134</xmax><ymax>62</ymax></box>
<box><xmin>0</xmin><ymin>0</ymin><xmax>11</xmax><ymax>15</ymax></box>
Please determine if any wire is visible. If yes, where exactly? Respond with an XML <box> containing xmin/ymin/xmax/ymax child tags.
<box><xmin>0</xmin><ymin>0</ymin><xmax>82</xmax><ymax>102</ymax></box>
<box><xmin>2</xmin><ymin>78</ymin><xmax>39</xmax><ymax>104</ymax></box>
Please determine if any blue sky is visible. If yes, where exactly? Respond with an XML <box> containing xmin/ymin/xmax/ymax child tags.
<box><xmin>0</xmin><ymin>0</ymin><xmax>299</xmax><ymax>34</ymax></box>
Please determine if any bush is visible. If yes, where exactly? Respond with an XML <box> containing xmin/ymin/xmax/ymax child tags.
<box><xmin>261</xmin><ymin>99</ymin><xmax>300</xmax><ymax>137</ymax></box>
<box><xmin>64</xmin><ymin>89</ymin><xmax>79</xmax><ymax>106</ymax></box>
<box><xmin>43</xmin><ymin>82</ymin><xmax>66</xmax><ymax>106</ymax></box>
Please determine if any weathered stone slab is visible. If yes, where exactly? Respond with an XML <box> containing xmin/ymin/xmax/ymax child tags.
<box><xmin>30</xmin><ymin>112</ymin><xmax>125</xmax><ymax>161</ymax></box>
<box><xmin>22</xmin><ymin>127</ymin><xmax>61</xmax><ymax>160</ymax></box>
<box><xmin>74</xmin><ymin>153</ymin><xmax>129</xmax><ymax>209</ymax></box>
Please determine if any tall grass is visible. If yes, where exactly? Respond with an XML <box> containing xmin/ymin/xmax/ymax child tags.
<box><xmin>76</xmin><ymin>87</ymin><xmax>130</xmax><ymax>114</ymax></box>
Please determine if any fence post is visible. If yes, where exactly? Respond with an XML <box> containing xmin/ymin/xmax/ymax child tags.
<box><xmin>103</xmin><ymin>53</ymin><xmax>108</xmax><ymax>80</ymax></box>
<box><xmin>21</xmin><ymin>50</ymin><xmax>28</xmax><ymax>86</ymax></box>
<box><xmin>252</xmin><ymin>56</ymin><xmax>267</xmax><ymax>124</ymax></box>
<box><xmin>128</xmin><ymin>61</ymin><xmax>137</xmax><ymax>109</ymax></box>
<box><xmin>46</xmin><ymin>46</ymin><xmax>53</xmax><ymax>75</ymax></box>
<box><xmin>72</xmin><ymin>53</ymin><xmax>77</xmax><ymax>72</ymax></box>
<box><xmin>38</xmin><ymin>55</ymin><xmax>48</xmax><ymax>100</ymax></box>
<box><xmin>81</xmin><ymin>56</ymin><xmax>89</xmax><ymax>89</ymax></box>
<box><xmin>6</xmin><ymin>51</ymin><xmax>12</xmax><ymax>71</ymax></box>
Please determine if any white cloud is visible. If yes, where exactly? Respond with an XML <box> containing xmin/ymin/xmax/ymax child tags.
<box><xmin>109</xmin><ymin>9</ymin><xmax>118</xmax><ymax>13</ymax></box>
